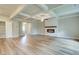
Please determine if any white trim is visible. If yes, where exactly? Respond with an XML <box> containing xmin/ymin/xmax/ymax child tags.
<box><xmin>59</xmin><ymin>13</ymin><xmax>79</xmax><ymax>19</ymax></box>
<box><xmin>10</xmin><ymin>5</ymin><xmax>25</xmax><ymax>19</ymax></box>
<box><xmin>36</xmin><ymin>4</ymin><xmax>58</xmax><ymax>18</ymax></box>
<box><xmin>50</xmin><ymin>4</ymin><xmax>65</xmax><ymax>11</ymax></box>
<box><xmin>44</xmin><ymin>34</ymin><xmax>79</xmax><ymax>40</ymax></box>
<box><xmin>19</xmin><ymin>12</ymin><xmax>31</xmax><ymax>17</ymax></box>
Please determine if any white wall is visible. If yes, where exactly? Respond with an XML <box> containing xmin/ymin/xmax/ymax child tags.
<box><xmin>45</xmin><ymin>18</ymin><xmax>58</xmax><ymax>36</ymax></box>
<box><xmin>0</xmin><ymin>16</ymin><xmax>22</xmax><ymax>38</ymax></box>
<box><xmin>45</xmin><ymin>16</ymin><xmax>79</xmax><ymax>39</ymax></box>
<box><xmin>57</xmin><ymin>16</ymin><xmax>79</xmax><ymax>38</ymax></box>
<box><xmin>25</xmin><ymin>22</ymin><xmax>32</xmax><ymax>34</ymax></box>
<box><xmin>6</xmin><ymin>20</ymin><xmax>13</xmax><ymax>38</ymax></box>
<box><xmin>0</xmin><ymin>16</ymin><xmax>14</xmax><ymax>38</ymax></box>
<box><xmin>31</xmin><ymin>20</ymin><xmax>45</xmax><ymax>35</ymax></box>
<box><xmin>19</xmin><ymin>22</ymin><xmax>23</xmax><ymax>36</ymax></box>
<box><xmin>0</xmin><ymin>22</ymin><xmax>6</xmax><ymax>38</ymax></box>
<box><xmin>12</xmin><ymin>20</ymin><xmax>20</xmax><ymax>37</ymax></box>
<box><xmin>45</xmin><ymin>18</ymin><xmax>58</xmax><ymax>26</ymax></box>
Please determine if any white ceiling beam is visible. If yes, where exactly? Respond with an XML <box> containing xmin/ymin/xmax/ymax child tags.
<box><xmin>48</xmin><ymin>5</ymin><xmax>65</xmax><ymax>18</ymax></box>
<box><xmin>9</xmin><ymin>5</ymin><xmax>25</xmax><ymax>19</ymax></box>
<box><xmin>49</xmin><ymin>4</ymin><xmax>65</xmax><ymax>11</ymax></box>
<box><xmin>19</xmin><ymin>12</ymin><xmax>31</xmax><ymax>17</ymax></box>
<box><xmin>58</xmin><ymin>9</ymin><xmax>79</xmax><ymax>17</ymax></box>
<box><xmin>37</xmin><ymin>4</ymin><xmax>49</xmax><ymax>11</ymax></box>
<box><xmin>37</xmin><ymin>4</ymin><xmax>58</xmax><ymax>18</ymax></box>
<box><xmin>51</xmin><ymin>5</ymin><xmax>79</xmax><ymax>17</ymax></box>
<box><xmin>48</xmin><ymin>4</ymin><xmax>79</xmax><ymax>17</ymax></box>
<box><xmin>60</xmin><ymin>13</ymin><xmax>79</xmax><ymax>19</ymax></box>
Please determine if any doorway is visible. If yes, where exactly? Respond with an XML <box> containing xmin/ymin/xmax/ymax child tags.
<box><xmin>22</xmin><ymin>22</ymin><xmax>32</xmax><ymax>35</ymax></box>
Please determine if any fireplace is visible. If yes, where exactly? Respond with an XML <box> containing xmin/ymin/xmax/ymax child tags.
<box><xmin>45</xmin><ymin>26</ymin><xmax>56</xmax><ymax>33</ymax></box>
<box><xmin>47</xmin><ymin>29</ymin><xmax>55</xmax><ymax>33</ymax></box>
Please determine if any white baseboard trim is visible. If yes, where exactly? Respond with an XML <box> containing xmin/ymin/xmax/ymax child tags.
<box><xmin>50</xmin><ymin>35</ymin><xmax>79</xmax><ymax>40</ymax></box>
<box><xmin>44</xmin><ymin>34</ymin><xmax>79</xmax><ymax>39</ymax></box>
<box><xmin>0</xmin><ymin>35</ymin><xmax>19</xmax><ymax>38</ymax></box>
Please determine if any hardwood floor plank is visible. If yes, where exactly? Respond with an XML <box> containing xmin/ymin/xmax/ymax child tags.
<box><xmin>0</xmin><ymin>35</ymin><xmax>79</xmax><ymax>55</ymax></box>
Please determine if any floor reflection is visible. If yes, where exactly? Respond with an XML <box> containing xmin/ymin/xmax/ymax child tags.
<box><xmin>20</xmin><ymin>35</ymin><xmax>29</xmax><ymax>46</ymax></box>
<box><xmin>0</xmin><ymin>35</ymin><xmax>79</xmax><ymax>54</ymax></box>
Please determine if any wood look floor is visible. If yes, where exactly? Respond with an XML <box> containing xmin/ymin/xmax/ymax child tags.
<box><xmin>0</xmin><ymin>35</ymin><xmax>79</xmax><ymax>55</ymax></box>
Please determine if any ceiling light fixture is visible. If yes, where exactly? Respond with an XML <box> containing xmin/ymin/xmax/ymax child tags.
<box><xmin>41</xmin><ymin>18</ymin><xmax>44</xmax><ymax>22</ymax></box>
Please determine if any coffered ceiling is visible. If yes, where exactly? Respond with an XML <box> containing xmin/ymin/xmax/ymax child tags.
<box><xmin>15</xmin><ymin>4</ymin><xmax>63</xmax><ymax>21</ymax></box>
<box><xmin>0</xmin><ymin>4</ymin><xmax>25</xmax><ymax>19</ymax></box>
<box><xmin>0</xmin><ymin>4</ymin><xmax>79</xmax><ymax>21</ymax></box>
<box><xmin>46</xmin><ymin>4</ymin><xmax>62</xmax><ymax>10</ymax></box>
